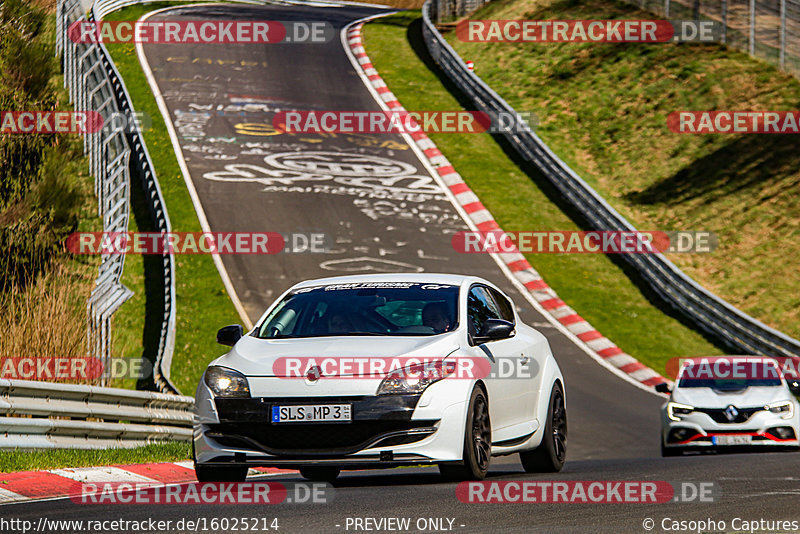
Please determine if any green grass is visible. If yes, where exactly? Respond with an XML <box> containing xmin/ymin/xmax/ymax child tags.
<box><xmin>104</xmin><ymin>2</ymin><xmax>243</xmax><ymax>394</ymax></box>
<box><xmin>447</xmin><ymin>0</ymin><xmax>800</xmax><ymax>340</ymax></box>
<box><xmin>363</xmin><ymin>12</ymin><xmax>722</xmax><ymax>374</ymax></box>
<box><xmin>0</xmin><ymin>442</ymin><xmax>190</xmax><ymax>473</ymax></box>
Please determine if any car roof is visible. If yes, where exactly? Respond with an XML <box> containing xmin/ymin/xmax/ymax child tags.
<box><xmin>291</xmin><ymin>273</ymin><xmax>490</xmax><ymax>289</ymax></box>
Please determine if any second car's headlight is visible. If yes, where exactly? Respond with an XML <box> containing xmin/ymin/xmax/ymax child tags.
<box><xmin>204</xmin><ymin>366</ymin><xmax>250</xmax><ymax>398</ymax></box>
<box><xmin>377</xmin><ymin>361</ymin><xmax>455</xmax><ymax>395</ymax></box>
<box><xmin>766</xmin><ymin>401</ymin><xmax>794</xmax><ymax>419</ymax></box>
<box><xmin>667</xmin><ymin>402</ymin><xmax>694</xmax><ymax>421</ymax></box>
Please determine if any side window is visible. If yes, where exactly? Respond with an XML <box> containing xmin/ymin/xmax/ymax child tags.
<box><xmin>258</xmin><ymin>299</ymin><xmax>302</xmax><ymax>337</ymax></box>
<box><xmin>489</xmin><ymin>288</ymin><xmax>515</xmax><ymax>324</ymax></box>
<box><xmin>467</xmin><ymin>286</ymin><xmax>501</xmax><ymax>336</ymax></box>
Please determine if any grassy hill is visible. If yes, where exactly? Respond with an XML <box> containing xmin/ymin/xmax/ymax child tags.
<box><xmin>446</xmin><ymin>0</ymin><xmax>800</xmax><ymax>339</ymax></box>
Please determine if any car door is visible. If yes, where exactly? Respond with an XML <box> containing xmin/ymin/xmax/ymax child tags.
<box><xmin>487</xmin><ymin>287</ymin><xmax>539</xmax><ymax>434</ymax></box>
<box><xmin>465</xmin><ymin>285</ymin><xmax>532</xmax><ymax>438</ymax></box>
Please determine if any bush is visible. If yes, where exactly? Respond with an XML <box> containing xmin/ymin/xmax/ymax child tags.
<box><xmin>0</xmin><ymin>0</ymin><xmax>53</xmax><ymax>100</ymax></box>
<box><xmin>0</xmin><ymin>0</ymin><xmax>83</xmax><ymax>290</ymax></box>
<box><xmin>0</xmin><ymin>120</ymin><xmax>51</xmax><ymax>211</ymax></box>
<box><xmin>0</xmin><ymin>213</ymin><xmax>60</xmax><ymax>290</ymax></box>
<box><xmin>29</xmin><ymin>147</ymin><xmax>84</xmax><ymax>230</ymax></box>
<box><xmin>0</xmin><ymin>0</ymin><xmax>57</xmax><ymax>212</ymax></box>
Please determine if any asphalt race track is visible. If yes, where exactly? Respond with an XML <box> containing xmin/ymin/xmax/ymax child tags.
<box><xmin>6</xmin><ymin>3</ymin><xmax>799</xmax><ymax>533</ymax></box>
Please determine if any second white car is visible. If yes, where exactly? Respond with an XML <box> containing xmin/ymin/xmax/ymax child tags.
<box><xmin>658</xmin><ymin>356</ymin><xmax>800</xmax><ymax>456</ymax></box>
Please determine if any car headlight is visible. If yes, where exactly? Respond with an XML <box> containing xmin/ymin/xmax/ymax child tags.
<box><xmin>377</xmin><ymin>360</ymin><xmax>455</xmax><ymax>395</ymax></box>
<box><xmin>765</xmin><ymin>401</ymin><xmax>794</xmax><ymax>419</ymax></box>
<box><xmin>204</xmin><ymin>366</ymin><xmax>250</xmax><ymax>398</ymax></box>
<box><xmin>667</xmin><ymin>402</ymin><xmax>694</xmax><ymax>421</ymax></box>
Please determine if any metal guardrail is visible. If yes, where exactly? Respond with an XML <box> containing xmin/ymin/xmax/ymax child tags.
<box><xmin>57</xmin><ymin>0</ymin><xmax>134</xmax><ymax>388</ymax></box>
<box><xmin>430</xmin><ymin>0</ymin><xmax>800</xmax><ymax>78</ymax></box>
<box><xmin>94</xmin><ymin>0</ymin><xmax>271</xmax><ymax>20</ymax></box>
<box><xmin>0</xmin><ymin>379</ymin><xmax>193</xmax><ymax>449</ymax></box>
<box><xmin>86</xmin><ymin>0</ymin><xmax>279</xmax><ymax>395</ymax></box>
<box><xmin>89</xmin><ymin>1</ymin><xmax>180</xmax><ymax>394</ymax></box>
<box><xmin>422</xmin><ymin>0</ymin><xmax>800</xmax><ymax>360</ymax></box>
<box><xmin>94</xmin><ymin>0</ymin><xmax>180</xmax><ymax>20</ymax></box>
<box><xmin>627</xmin><ymin>0</ymin><xmax>800</xmax><ymax>78</ymax></box>
<box><xmin>57</xmin><ymin>0</ymin><xmax>179</xmax><ymax>393</ymax></box>
<box><xmin>429</xmin><ymin>0</ymin><xmax>490</xmax><ymax>23</ymax></box>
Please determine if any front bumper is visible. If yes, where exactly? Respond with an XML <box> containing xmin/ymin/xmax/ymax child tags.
<box><xmin>661</xmin><ymin>408</ymin><xmax>800</xmax><ymax>450</ymax></box>
<box><xmin>194</xmin><ymin>392</ymin><xmax>469</xmax><ymax>467</ymax></box>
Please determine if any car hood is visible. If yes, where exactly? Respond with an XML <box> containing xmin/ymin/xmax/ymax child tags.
<box><xmin>672</xmin><ymin>385</ymin><xmax>790</xmax><ymax>408</ymax></box>
<box><xmin>212</xmin><ymin>333</ymin><xmax>461</xmax><ymax>377</ymax></box>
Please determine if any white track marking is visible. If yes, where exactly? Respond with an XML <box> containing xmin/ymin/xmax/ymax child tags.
<box><xmin>0</xmin><ymin>488</ymin><xmax>28</xmax><ymax>504</ymax></box>
<box><xmin>50</xmin><ymin>466</ymin><xmax>159</xmax><ymax>483</ymax></box>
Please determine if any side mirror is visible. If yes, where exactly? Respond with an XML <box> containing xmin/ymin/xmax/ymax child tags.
<box><xmin>217</xmin><ymin>324</ymin><xmax>243</xmax><ymax>346</ymax></box>
<box><xmin>473</xmin><ymin>318</ymin><xmax>514</xmax><ymax>344</ymax></box>
<box><xmin>655</xmin><ymin>382</ymin><xmax>672</xmax><ymax>394</ymax></box>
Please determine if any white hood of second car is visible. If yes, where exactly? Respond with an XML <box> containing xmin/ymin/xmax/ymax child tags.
<box><xmin>212</xmin><ymin>333</ymin><xmax>461</xmax><ymax>377</ymax></box>
<box><xmin>672</xmin><ymin>385</ymin><xmax>789</xmax><ymax>409</ymax></box>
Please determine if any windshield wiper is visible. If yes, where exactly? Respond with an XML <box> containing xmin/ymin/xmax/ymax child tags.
<box><xmin>336</xmin><ymin>331</ymin><xmax>387</xmax><ymax>336</ymax></box>
<box><xmin>261</xmin><ymin>332</ymin><xmax>389</xmax><ymax>339</ymax></box>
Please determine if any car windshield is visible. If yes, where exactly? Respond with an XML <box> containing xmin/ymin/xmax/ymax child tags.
<box><xmin>254</xmin><ymin>282</ymin><xmax>459</xmax><ymax>338</ymax></box>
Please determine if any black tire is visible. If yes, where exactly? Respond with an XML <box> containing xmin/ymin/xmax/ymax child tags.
<box><xmin>661</xmin><ymin>442</ymin><xmax>681</xmax><ymax>457</ymax></box>
<box><xmin>194</xmin><ymin>463</ymin><xmax>248</xmax><ymax>482</ymax></box>
<box><xmin>193</xmin><ymin>443</ymin><xmax>248</xmax><ymax>482</ymax></box>
<box><xmin>299</xmin><ymin>466</ymin><xmax>340</xmax><ymax>483</ymax></box>
<box><xmin>520</xmin><ymin>382</ymin><xmax>567</xmax><ymax>473</ymax></box>
<box><xmin>439</xmin><ymin>386</ymin><xmax>491</xmax><ymax>481</ymax></box>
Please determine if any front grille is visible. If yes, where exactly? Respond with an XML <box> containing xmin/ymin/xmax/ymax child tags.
<box><xmin>215</xmin><ymin>396</ymin><xmax>420</xmax><ymax>422</ymax></box>
<box><xmin>695</xmin><ymin>406</ymin><xmax>764</xmax><ymax>424</ymax></box>
<box><xmin>207</xmin><ymin>420</ymin><xmax>438</xmax><ymax>456</ymax></box>
<box><xmin>209</xmin><ymin>395</ymin><xmax>433</xmax><ymax>457</ymax></box>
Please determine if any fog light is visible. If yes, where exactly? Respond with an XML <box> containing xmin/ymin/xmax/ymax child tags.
<box><xmin>767</xmin><ymin>426</ymin><xmax>796</xmax><ymax>440</ymax></box>
<box><xmin>667</xmin><ymin>427</ymin><xmax>695</xmax><ymax>443</ymax></box>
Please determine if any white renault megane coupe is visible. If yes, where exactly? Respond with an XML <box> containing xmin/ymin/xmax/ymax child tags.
<box><xmin>193</xmin><ymin>274</ymin><xmax>566</xmax><ymax>481</ymax></box>
<box><xmin>658</xmin><ymin>356</ymin><xmax>800</xmax><ymax>456</ymax></box>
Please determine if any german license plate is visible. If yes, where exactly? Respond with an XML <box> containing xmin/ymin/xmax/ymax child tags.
<box><xmin>712</xmin><ymin>434</ymin><xmax>752</xmax><ymax>445</ymax></box>
<box><xmin>271</xmin><ymin>404</ymin><xmax>352</xmax><ymax>423</ymax></box>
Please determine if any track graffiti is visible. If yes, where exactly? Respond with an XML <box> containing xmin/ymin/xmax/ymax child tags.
<box><xmin>203</xmin><ymin>151</ymin><xmax>444</xmax><ymax>195</ymax></box>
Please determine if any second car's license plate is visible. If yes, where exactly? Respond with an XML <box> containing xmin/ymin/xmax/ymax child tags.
<box><xmin>712</xmin><ymin>434</ymin><xmax>752</xmax><ymax>445</ymax></box>
<box><xmin>271</xmin><ymin>404</ymin><xmax>352</xmax><ymax>423</ymax></box>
